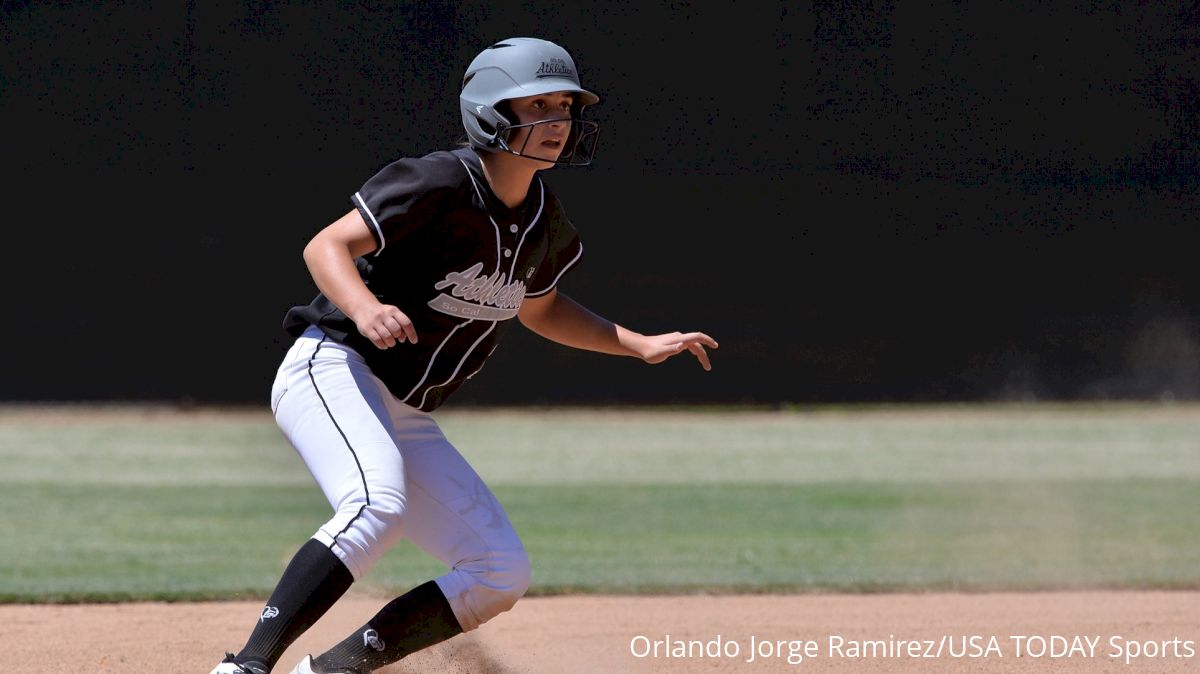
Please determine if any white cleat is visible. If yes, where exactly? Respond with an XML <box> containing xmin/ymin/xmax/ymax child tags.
<box><xmin>210</xmin><ymin>653</ymin><xmax>268</xmax><ymax>674</ymax></box>
<box><xmin>288</xmin><ymin>654</ymin><xmax>317</xmax><ymax>674</ymax></box>
<box><xmin>287</xmin><ymin>654</ymin><xmax>360</xmax><ymax>674</ymax></box>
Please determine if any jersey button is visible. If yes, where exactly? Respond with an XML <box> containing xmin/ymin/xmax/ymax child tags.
<box><xmin>509</xmin><ymin>224</ymin><xmax>519</xmax><ymax>233</ymax></box>
<box><xmin>503</xmin><ymin>248</ymin><xmax>512</xmax><ymax>258</ymax></box>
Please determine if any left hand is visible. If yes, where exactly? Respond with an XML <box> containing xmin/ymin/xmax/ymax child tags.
<box><xmin>635</xmin><ymin>332</ymin><xmax>719</xmax><ymax>371</ymax></box>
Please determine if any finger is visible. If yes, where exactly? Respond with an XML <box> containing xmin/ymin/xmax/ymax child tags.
<box><xmin>687</xmin><ymin>342</ymin><xmax>712</xmax><ymax>371</ymax></box>
<box><xmin>385</xmin><ymin>308</ymin><xmax>418</xmax><ymax>344</ymax></box>
<box><xmin>363</xmin><ymin>327</ymin><xmax>388</xmax><ymax>350</ymax></box>
<box><xmin>399</xmin><ymin>318</ymin><xmax>418</xmax><ymax>344</ymax></box>
<box><xmin>374</xmin><ymin>327</ymin><xmax>397</xmax><ymax>348</ymax></box>
<box><xmin>382</xmin><ymin>316</ymin><xmax>408</xmax><ymax>343</ymax></box>
<box><xmin>679</xmin><ymin>332</ymin><xmax>719</xmax><ymax>349</ymax></box>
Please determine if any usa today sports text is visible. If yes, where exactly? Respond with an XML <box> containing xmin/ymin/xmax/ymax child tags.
<box><xmin>629</xmin><ymin>633</ymin><xmax>1196</xmax><ymax>665</ymax></box>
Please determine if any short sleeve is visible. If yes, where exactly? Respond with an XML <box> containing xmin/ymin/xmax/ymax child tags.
<box><xmin>526</xmin><ymin>196</ymin><xmax>583</xmax><ymax>297</ymax></box>
<box><xmin>351</xmin><ymin>155</ymin><xmax>451</xmax><ymax>256</ymax></box>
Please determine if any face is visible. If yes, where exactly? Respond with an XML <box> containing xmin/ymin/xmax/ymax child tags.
<box><xmin>503</xmin><ymin>91</ymin><xmax>576</xmax><ymax>165</ymax></box>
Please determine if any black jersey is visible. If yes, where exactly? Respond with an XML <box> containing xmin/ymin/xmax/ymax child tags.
<box><xmin>283</xmin><ymin>147</ymin><xmax>583</xmax><ymax>412</ymax></box>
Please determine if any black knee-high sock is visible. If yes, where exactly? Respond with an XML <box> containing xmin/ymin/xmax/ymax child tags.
<box><xmin>311</xmin><ymin>580</ymin><xmax>463</xmax><ymax>674</ymax></box>
<box><xmin>236</xmin><ymin>539</ymin><xmax>355</xmax><ymax>669</ymax></box>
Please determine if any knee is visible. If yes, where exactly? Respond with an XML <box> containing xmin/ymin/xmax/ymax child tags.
<box><xmin>453</xmin><ymin>547</ymin><xmax>532</xmax><ymax>629</ymax></box>
<box><xmin>495</xmin><ymin>547</ymin><xmax>533</xmax><ymax>605</ymax></box>
<box><xmin>359</xmin><ymin>490</ymin><xmax>407</xmax><ymax>546</ymax></box>
<box><xmin>328</xmin><ymin>490</ymin><xmax>407</xmax><ymax>578</ymax></box>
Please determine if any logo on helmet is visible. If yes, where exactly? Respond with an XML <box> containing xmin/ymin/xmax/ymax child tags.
<box><xmin>535</xmin><ymin>58</ymin><xmax>574</xmax><ymax>78</ymax></box>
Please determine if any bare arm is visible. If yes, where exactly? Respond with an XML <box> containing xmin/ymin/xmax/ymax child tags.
<box><xmin>303</xmin><ymin>209</ymin><xmax>418</xmax><ymax>349</ymax></box>
<box><xmin>518</xmin><ymin>289</ymin><xmax>717</xmax><ymax>370</ymax></box>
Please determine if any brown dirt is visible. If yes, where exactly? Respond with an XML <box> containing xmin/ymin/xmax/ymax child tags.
<box><xmin>5</xmin><ymin>592</ymin><xmax>1197</xmax><ymax>673</ymax></box>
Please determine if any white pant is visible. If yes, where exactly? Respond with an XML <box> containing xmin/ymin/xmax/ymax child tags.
<box><xmin>270</xmin><ymin>326</ymin><xmax>530</xmax><ymax>631</ymax></box>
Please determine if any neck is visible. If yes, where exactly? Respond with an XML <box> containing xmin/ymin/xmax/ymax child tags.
<box><xmin>479</xmin><ymin>151</ymin><xmax>541</xmax><ymax>209</ymax></box>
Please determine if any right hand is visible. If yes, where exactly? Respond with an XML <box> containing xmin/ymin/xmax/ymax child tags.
<box><xmin>352</xmin><ymin>302</ymin><xmax>418</xmax><ymax>349</ymax></box>
<box><xmin>633</xmin><ymin>331</ymin><xmax>718</xmax><ymax>371</ymax></box>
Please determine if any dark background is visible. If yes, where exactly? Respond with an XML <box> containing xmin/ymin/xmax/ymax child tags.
<box><xmin>3</xmin><ymin>1</ymin><xmax>1197</xmax><ymax>406</ymax></box>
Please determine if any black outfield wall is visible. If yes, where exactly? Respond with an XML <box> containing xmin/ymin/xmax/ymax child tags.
<box><xmin>3</xmin><ymin>2</ymin><xmax>1197</xmax><ymax>405</ymax></box>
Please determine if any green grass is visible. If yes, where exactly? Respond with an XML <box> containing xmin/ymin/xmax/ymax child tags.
<box><xmin>0</xmin><ymin>403</ymin><xmax>1198</xmax><ymax>601</ymax></box>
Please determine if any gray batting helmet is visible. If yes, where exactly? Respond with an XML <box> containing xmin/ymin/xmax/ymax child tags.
<box><xmin>460</xmin><ymin>37</ymin><xmax>600</xmax><ymax>165</ymax></box>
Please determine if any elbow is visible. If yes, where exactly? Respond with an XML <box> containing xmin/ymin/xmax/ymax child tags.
<box><xmin>302</xmin><ymin>236</ymin><xmax>324</xmax><ymax>268</ymax></box>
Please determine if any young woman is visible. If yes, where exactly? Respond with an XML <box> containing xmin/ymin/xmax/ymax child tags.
<box><xmin>211</xmin><ymin>36</ymin><xmax>717</xmax><ymax>674</ymax></box>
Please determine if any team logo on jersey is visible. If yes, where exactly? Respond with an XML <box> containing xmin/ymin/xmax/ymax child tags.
<box><xmin>429</xmin><ymin>261</ymin><xmax>525</xmax><ymax>321</ymax></box>
<box><xmin>535</xmin><ymin>58</ymin><xmax>574</xmax><ymax>79</ymax></box>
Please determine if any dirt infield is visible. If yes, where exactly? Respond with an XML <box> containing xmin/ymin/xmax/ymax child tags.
<box><xmin>5</xmin><ymin>592</ymin><xmax>1197</xmax><ymax>673</ymax></box>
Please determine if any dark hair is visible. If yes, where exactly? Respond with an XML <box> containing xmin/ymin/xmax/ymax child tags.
<box><xmin>493</xmin><ymin>100</ymin><xmax>516</xmax><ymax>126</ymax></box>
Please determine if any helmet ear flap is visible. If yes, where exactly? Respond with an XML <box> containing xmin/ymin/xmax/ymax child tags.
<box><xmin>482</xmin><ymin>100</ymin><xmax>515</xmax><ymax>149</ymax></box>
<box><xmin>464</xmin><ymin>102</ymin><xmax>512</xmax><ymax>147</ymax></box>
<box><xmin>493</xmin><ymin>102</ymin><xmax>513</xmax><ymax>148</ymax></box>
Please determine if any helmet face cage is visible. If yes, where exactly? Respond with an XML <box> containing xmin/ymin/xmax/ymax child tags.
<box><xmin>460</xmin><ymin>37</ymin><xmax>601</xmax><ymax>166</ymax></box>
<box><xmin>495</xmin><ymin>112</ymin><xmax>601</xmax><ymax>167</ymax></box>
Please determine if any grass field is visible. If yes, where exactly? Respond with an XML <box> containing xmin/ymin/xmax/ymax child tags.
<box><xmin>1</xmin><ymin>403</ymin><xmax>1198</xmax><ymax>602</ymax></box>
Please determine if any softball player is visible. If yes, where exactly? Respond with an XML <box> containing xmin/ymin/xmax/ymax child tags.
<box><xmin>210</xmin><ymin>36</ymin><xmax>717</xmax><ymax>674</ymax></box>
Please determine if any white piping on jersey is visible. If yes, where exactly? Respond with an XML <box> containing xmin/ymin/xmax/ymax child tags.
<box><xmin>509</xmin><ymin>179</ymin><xmax>545</xmax><ymax>279</ymax></box>
<box><xmin>457</xmin><ymin>158</ymin><xmax>502</xmax><ymax>271</ymax></box>
<box><xmin>402</xmin><ymin>321</ymin><xmax>469</xmax><ymax>404</ymax></box>
<box><xmin>354</xmin><ymin>192</ymin><xmax>387</xmax><ymax>256</ymax></box>
<box><xmin>416</xmin><ymin>321</ymin><xmax>497</xmax><ymax>410</ymax></box>
<box><xmin>525</xmin><ymin>241</ymin><xmax>583</xmax><ymax>297</ymax></box>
